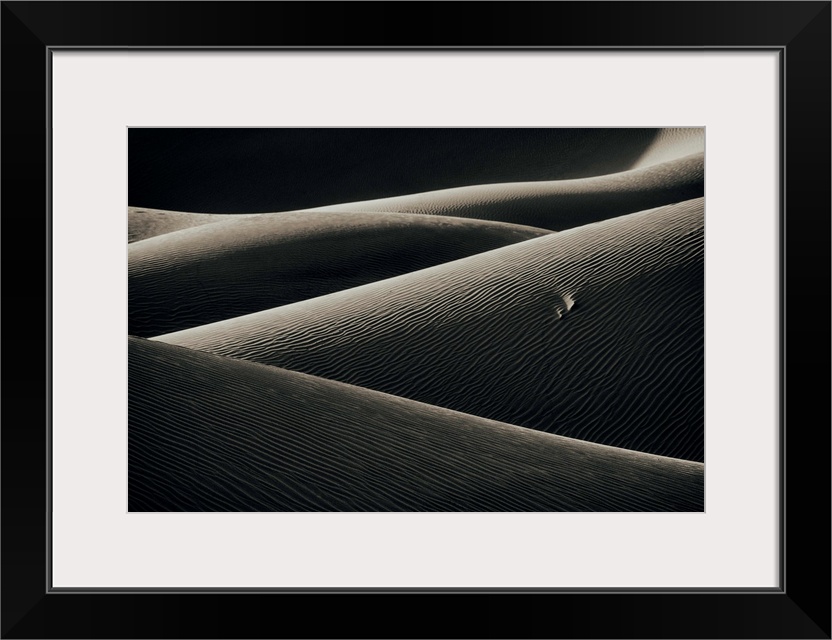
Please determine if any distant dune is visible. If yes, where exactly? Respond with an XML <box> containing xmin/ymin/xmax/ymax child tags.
<box><xmin>129</xmin><ymin>337</ymin><xmax>704</xmax><ymax>512</ymax></box>
<box><xmin>129</xmin><ymin>212</ymin><xmax>551</xmax><ymax>337</ymax></box>
<box><xmin>310</xmin><ymin>153</ymin><xmax>703</xmax><ymax>231</ymax></box>
<box><xmin>129</xmin><ymin>145</ymin><xmax>702</xmax><ymax>246</ymax></box>
<box><xmin>128</xmin><ymin>207</ymin><xmax>257</xmax><ymax>243</ymax></box>
<box><xmin>128</xmin><ymin>128</ymin><xmax>701</xmax><ymax>214</ymax></box>
<box><xmin>630</xmin><ymin>128</ymin><xmax>705</xmax><ymax>169</ymax></box>
<box><xmin>155</xmin><ymin>198</ymin><xmax>705</xmax><ymax>462</ymax></box>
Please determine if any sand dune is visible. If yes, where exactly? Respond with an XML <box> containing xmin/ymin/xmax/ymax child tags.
<box><xmin>630</xmin><ymin>128</ymin><xmax>705</xmax><ymax>169</ymax></box>
<box><xmin>310</xmin><ymin>153</ymin><xmax>703</xmax><ymax>231</ymax></box>
<box><xmin>129</xmin><ymin>128</ymin><xmax>705</xmax><ymax>512</ymax></box>
<box><xmin>155</xmin><ymin>198</ymin><xmax>704</xmax><ymax>462</ymax></box>
<box><xmin>128</xmin><ymin>128</ymin><xmax>702</xmax><ymax>214</ymax></box>
<box><xmin>128</xmin><ymin>207</ymin><xmax>257</xmax><ymax>243</ymax></box>
<box><xmin>129</xmin><ymin>337</ymin><xmax>704</xmax><ymax>512</ymax></box>
<box><xmin>129</xmin><ymin>211</ymin><xmax>551</xmax><ymax>337</ymax></box>
<box><xmin>128</xmin><ymin>142</ymin><xmax>702</xmax><ymax>246</ymax></box>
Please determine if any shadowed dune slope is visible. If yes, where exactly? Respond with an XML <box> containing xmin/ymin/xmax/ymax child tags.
<box><xmin>311</xmin><ymin>153</ymin><xmax>703</xmax><ymax>231</ymax></box>
<box><xmin>156</xmin><ymin>198</ymin><xmax>704</xmax><ymax>461</ymax></box>
<box><xmin>129</xmin><ymin>212</ymin><xmax>551</xmax><ymax>337</ymax></box>
<box><xmin>129</xmin><ymin>337</ymin><xmax>704</xmax><ymax>512</ymax></box>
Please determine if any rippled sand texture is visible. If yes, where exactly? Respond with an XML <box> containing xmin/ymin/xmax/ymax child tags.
<box><xmin>130</xmin><ymin>338</ymin><xmax>704</xmax><ymax>512</ymax></box>
<box><xmin>130</xmin><ymin>212</ymin><xmax>551</xmax><ymax>336</ymax></box>
<box><xmin>129</xmin><ymin>127</ymin><xmax>705</xmax><ymax>511</ymax></box>
<box><xmin>157</xmin><ymin>199</ymin><xmax>704</xmax><ymax>461</ymax></box>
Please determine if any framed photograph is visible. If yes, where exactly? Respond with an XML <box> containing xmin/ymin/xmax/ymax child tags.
<box><xmin>3</xmin><ymin>2</ymin><xmax>829</xmax><ymax>638</ymax></box>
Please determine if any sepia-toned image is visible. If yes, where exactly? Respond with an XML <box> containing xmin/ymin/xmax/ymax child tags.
<box><xmin>128</xmin><ymin>128</ymin><xmax>704</xmax><ymax>512</ymax></box>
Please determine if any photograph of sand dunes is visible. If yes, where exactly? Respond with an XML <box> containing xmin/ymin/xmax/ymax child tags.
<box><xmin>128</xmin><ymin>128</ymin><xmax>704</xmax><ymax>512</ymax></box>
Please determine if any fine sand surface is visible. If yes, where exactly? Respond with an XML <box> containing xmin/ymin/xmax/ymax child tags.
<box><xmin>128</xmin><ymin>128</ymin><xmax>701</xmax><ymax>214</ymax></box>
<box><xmin>630</xmin><ymin>128</ymin><xmax>705</xmax><ymax>169</ymax></box>
<box><xmin>128</xmin><ymin>208</ymin><xmax>259</xmax><ymax>243</ymax></box>
<box><xmin>155</xmin><ymin>198</ymin><xmax>704</xmax><ymax>462</ymax></box>
<box><xmin>129</xmin><ymin>212</ymin><xmax>551</xmax><ymax>337</ymax></box>
<box><xmin>129</xmin><ymin>337</ymin><xmax>704</xmax><ymax>512</ymax></box>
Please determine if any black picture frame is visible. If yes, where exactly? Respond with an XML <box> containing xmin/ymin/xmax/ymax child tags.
<box><xmin>2</xmin><ymin>2</ymin><xmax>829</xmax><ymax>638</ymax></box>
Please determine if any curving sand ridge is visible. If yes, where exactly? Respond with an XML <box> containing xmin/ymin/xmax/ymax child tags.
<box><xmin>630</xmin><ymin>128</ymin><xmax>705</xmax><ymax>170</ymax></box>
<box><xmin>309</xmin><ymin>153</ymin><xmax>703</xmax><ymax>231</ymax></box>
<box><xmin>129</xmin><ymin>337</ymin><xmax>704</xmax><ymax>512</ymax></box>
<box><xmin>129</xmin><ymin>128</ymin><xmax>700</xmax><ymax>214</ymax></box>
<box><xmin>129</xmin><ymin>212</ymin><xmax>552</xmax><ymax>337</ymax></box>
<box><xmin>156</xmin><ymin>198</ymin><xmax>705</xmax><ymax>462</ymax></box>
<box><xmin>128</xmin><ymin>146</ymin><xmax>702</xmax><ymax>245</ymax></box>
<box><xmin>128</xmin><ymin>207</ymin><xmax>261</xmax><ymax>243</ymax></box>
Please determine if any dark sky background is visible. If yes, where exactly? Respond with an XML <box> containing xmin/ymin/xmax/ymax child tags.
<box><xmin>128</xmin><ymin>128</ymin><xmax>661</xmax><ymax>214</ymax></box>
